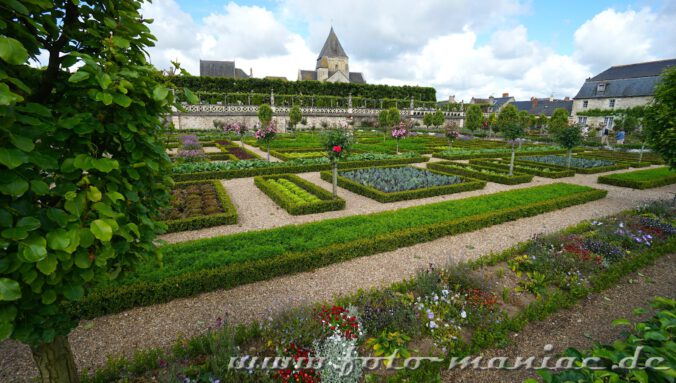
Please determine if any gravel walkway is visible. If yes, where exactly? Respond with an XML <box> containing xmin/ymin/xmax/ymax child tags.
<box><xmin>240</xmin><ymin>141</ymin><xmax>282</xmax><ymax>162</ymax></box>
<box><xmin>1</xmin><ymin>168</ymin><xmax>674</xmax><ymax>381</ymax></box>
<box><xmin>443</xmin><ymin>253</ymin><xmax>676</xmax><ymax>383</ymax></box>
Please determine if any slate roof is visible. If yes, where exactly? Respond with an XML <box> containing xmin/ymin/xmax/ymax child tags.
<box><xmin>590</xmin><ymin>59</ymin><xmax>676</xmax><ymax>81</ymax></box>
<box><xmin>200</xmin><ymin>60</ymin><xmax>249</xmax><ymax>78</ymax></box>
<box><xmin>511</xmin><ymin>99</ymin><xmax>573</xmax><ymax>116</ymax></box>
<box><xmin>492</xmin><ymin>96</ymin><xmax>514</xmax><ymax>109</ymax></box>
<box><xmin>318</xmin><ymin>27</ymin><xmax>348</xmax><ymax>59</ymax></box>
<box><xmin>575</xmin><ymin>58</ymin><xmax>676</xmax><ymax>99</ymax></box>
<box><xmin>349</xmin><ymin>72</ymin><xmax>366</xmax><ymax>84</ymax></box>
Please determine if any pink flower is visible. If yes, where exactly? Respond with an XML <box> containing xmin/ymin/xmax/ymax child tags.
<box><xmin>333</xmin><ymin>145</ymin><xmax>342</xmax><ymax>153</ymax></box>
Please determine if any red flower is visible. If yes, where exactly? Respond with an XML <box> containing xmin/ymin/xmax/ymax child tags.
<box><xmin>332</xmin><ymin>145</ymin><xmax>342</xmax><ymax>153</ymax></box>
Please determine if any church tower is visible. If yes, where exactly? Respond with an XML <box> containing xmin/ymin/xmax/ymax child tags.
<box><xmin>316</xmin><ymin>27</ymin><xmax>349</xmax><ymax>82</ymax></box>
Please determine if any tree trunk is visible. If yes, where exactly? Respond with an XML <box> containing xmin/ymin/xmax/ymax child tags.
<box><xmin>396</xmin><ymin>140</ymin><xmax>400</xmax><ymax>154</ymax></box>
<box><xmin>509</xmin><ymin>143</ymin><xmax>515</xmax><ymax>176</ymax></box>
<box><xmin>332</xmin><ymin>162</ymin><xmax>338</xmax><ymax>199</ymax></box>
<box><xmin>567</xmin><ymin>149</ymin><xmax>572</xmax><ymax>169</ymax></box>
<box><xmin>639</xmin><ymin>142</ymin><xmax>645</xmax><ymax>164</ymax></box>
<box><xmin>31</xmin><ymin>336</ymin><xmax>80</xmax><ymax>383</ymax></box>
<box><xmin>240</xmin><ymin>134</ymin><xmax>244</xmax><ymax>148</ymax></box>
<box><xmin>266</xmin><ymin>142</ymin><xmax>270</xmax><ymax>162</ymax></box>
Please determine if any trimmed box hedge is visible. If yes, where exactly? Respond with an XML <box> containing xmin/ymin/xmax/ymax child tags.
<box><xmin>161</xmin><ymin>180</ymin><xmax>238</xmax><ymax>233</ymax></box>
<box><xmin>469</xmin><ymin>159</ymin><xmax>575</xmax><ymax>178</ymax></box>
<box><xmin>427</xmin><ymin>162</ymin><xmax>534</xmax><ymax>185</ymax></box>
<box><xmin>319</xmin><ymin>165</ymin><xmax>486</xmax><ymax>202</ymax></box>
<box><xmin>598</xmin><ymin>167</ymin><xmax>676</xmax><ymax>189</ymax></box>
<box><xmin>254</xmin><ymin>174</ymin><xmax>345</xmax><ymax>214</ymax></box>
<box><xmin>578</xmin><ymin>150</ymin><xmax>665</xmax><ymax>165</ymax></box>
<box><xmin>433</xmin><ymin>148</ymin><xmax>580</xmax><ymax>161</ymax></box>
<box><xmin>172</xmin><ymin>156</ymin><xmax>430</xmax><ymax>181</ymax></box>
<box><xmin>575</xmin><ymin>154</ymin><xmax>651</xmax><ymax>168</ymax></box>
<box><xmin>515</xmin><ymin>157</ymin><xmax>630</xmax><ymax>174</ymax></box>
<box><xmin>73</xmin><ymin>183</ymin><xmax>606</xmax><ymax>318</ymax></box>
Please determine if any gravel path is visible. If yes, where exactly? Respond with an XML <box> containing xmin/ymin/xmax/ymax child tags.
<box><xmin>1</xmin><ymin>167</ymin><xmax>674</xmax><ymax>381</ymax></box>
<box><xmin>442</xmin><ymin>253</ymin><xmax>676</xmax><ymax>383</ymax></box>
<box><xmin>240</xmin><ymin>141</ymin><xmax>282</xmax><ymax>162</ymax></box>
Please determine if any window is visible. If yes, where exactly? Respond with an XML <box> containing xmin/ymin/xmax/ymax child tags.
<box><xmin>604</xmin><ymin>116</ymin><xmax>614</xmax><ymax>130</ymax></box>
<box><xmin>609</xmin><ymin>99</ymin><xmax>616</xmax><ymax>108</ymax></box>
<box><xmin>578</xmin><ymin>116</ymin><xmax>587</xmax><ymax>125</ymax></box>
<box><xmin>582</xmin><ymin>100</ymin><xmax>588</xmax><ymax>108</ymax></box>
<box><xmin>597</xmin><ymin>83</ymin><xmax>606</xmax><ymax>93</ymax></box>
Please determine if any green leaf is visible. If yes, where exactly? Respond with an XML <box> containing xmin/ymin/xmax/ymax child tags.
<box><xmin>47</xmin><ymin>208</ymin><xmax>69</xmax><ymax>227</ymax></box>
<box><xmin>0</xmin><ymin>322</ymin><xmax>12</xmax><ymax>341</ymax></box>
<box><xmin>68</xmin><ymin>71</ymin><xmax>90</xmax><ymax>83</ymax></box>
<box><xmin>36</xmin><ymin>254</ymin><xmax>57</xmax><ymax>275</ymax></box>
<box><xmin>46</xmin><ymin>229</ymin><xmax>70</xmax><ymax>251</ymax></box>
<box><xmin>16</xmin><ymin>217</ymin><xmax>40</xmax><ymax>231</ymax></box>
<box><xmin>153</xmin><ymin>86</ymin><xmax>169</xmax><ymax>101</ymax></box>
<box><xmin>90</xmin><ymin>219</ymin><xmax>112</xmax><ymax>242</ymax></box>
<box><xmin>0</xmin><ymin>83</ymin><xmax>24</xmax><ymax>105</ymax></box>
<box><xmin>184</xmin><ymin>88</ymin><xmax>199</xmax><ymax>104</ymax></box>
<box><xmin>63</xmin><ymin>284</ymin><xmax>84</xmax><ymax>301</ymax></box>
<box><xmin>0</xmin><ymin>305</ymin><xmax>17</xmax><ymax>322</ymax></box>
<box><xmin>113</xmin><ymin>93</ymin><xmax>132</xmax><ymax>107</ymax></box>
<box><xmin>0</xmin><ymin>278</ymin><xmax>21</xmax><ymax>301</ymax></box>
<box><xmin>1</xmin><ymin>227</ymin><xmax>28</xmax><ymax>241</ymax></box>
<box><xmin>74</xmin><ymin>252</ymin><xmax>91</xmax><ymax>269</ymax></box>
<box><xmin>0</xmin><ymin>178</ymin><xmax>29</xmax><ymax>197</ymax></box>
<box><xmin>92</xmin><ymin>158</ymin><xmax>118</xmax><ymax>173</ymax></box>
<box><xmin>0</xmin><ymin>210</ymin><xmax>12</xmax><ymax>228</ymax></box>
<box><xmin>41</xmin><ymin>289</ymin><xmax>57</xmax><ymax>305</ymax></box>
<box><xmin>9</xmin><ymin>135</ymin><xmax>34</xmax><ymax>152</ymax></box>
<box><xmin>0</xmin><ymin>36</ymin><xmax>29</xmax><ymax>65</ymax></box>
<box><xmin>86</xmin><ymin>186</ymin><xmax>102</xmax><ymax>202</ymax></box>
<box><xmin>19</xmin><ymin>234</ymin><xmax>47</xmax><ymax>262</ymax></box>
<box><xmin>96</xmin><ymin>73</ymin><xmax>112</xmax><ymax>90</ymax></box>
<box><xmin>111</xmin><ymin>36</ymin><xmax>130</xmax><ymax>49</ymax></box>
<box><xmin>611</xmin><ymin>318</ymin><xmax>631</xmax><ymax>327</ymax></box>
<box><xmin>30</xmin><ymin>180</ymin><xmax>49</xmax><ymax>195</ymax></box>
<box><xmin>0</xmin><ymin>148</ymin><xmax>28</xmax><ymax>169</ymax></box>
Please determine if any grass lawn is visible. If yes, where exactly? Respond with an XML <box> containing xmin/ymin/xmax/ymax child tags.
<box><xmin>598</xmin><ymin>167</ymin><xmax>676</xmax><ymax>189</ymax></box>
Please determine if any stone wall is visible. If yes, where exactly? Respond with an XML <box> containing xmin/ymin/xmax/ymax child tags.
<box><xmin>571</xmin><ymin>96</ymin><xmax>653</xmax><ymax>128</ymax></box>
<box><xmin>169</xmin><ymin>104</ymin><xmax>465</xmax><ymax>131</ymax></box>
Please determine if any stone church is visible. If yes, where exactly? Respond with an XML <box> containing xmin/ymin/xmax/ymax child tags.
<box><xmin>298</xmin><ymin>27</ymin><xmax>366</xmax><ymax>84</ymax></box>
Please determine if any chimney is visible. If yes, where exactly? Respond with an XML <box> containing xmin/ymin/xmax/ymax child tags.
<box><xmin>448</xmin><ymin>95</ymin><xmax>456</xmax><ymax>103</ymax></box>
<box><xmin>564</xmin><ymin>96</ymin><xmax>570</xmax><ymax>101</ymax></box>
<box><xmin>250</xmin><ymin>67</ymin><xmax>253</xmax><ymax>77</ymax></box>
<box><xmin>531</xmin><ymin>97</ymin><xmax>538</xmax><ymax>111</ymax></box>
<box><xmin>549</xmin><ymin>94</ymin><xmax>554</xmax><ymax>102</ymax></box>
<box><xmin>502</xmin><ymin>92</ymin><xmax>509</xmax><ymax>97</ymax></box>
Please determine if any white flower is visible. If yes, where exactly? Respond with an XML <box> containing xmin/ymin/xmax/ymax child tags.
<box><xmin>460</xmin><ymin>310</ymin><xmax>467</xmax><ymax>319</ymax></box>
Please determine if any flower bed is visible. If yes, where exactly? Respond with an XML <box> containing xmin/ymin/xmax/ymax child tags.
<box><xmin>579</xmin><ymin>150</ymin><xmax>664</xmax><ymax>165</ymax></box>
<box><xmin>427</xmin><ymin>162</ymin><xmax>534</xmax><ymax>185</ymax></box>
<box><xmin>269</xmin><ymin>150</ymin><xmax>327</xmax><ymax>161</ymax></box>
<box><xmin>320</xmin><ymin>166</ymin><xmax>486</xmax><ymax>202</ymax></box>
<box><xmin>575</xmin><ymin>154</ymin><xmax>651</xmax><ymax>168</ymax></box>
<box><xmin>81</xmin><ymin>202</ymin><xmax>674</xmax><ymax>383</ymax></box>
<box><xmin>159</xmin><ymin>180</ymin><xmax>237</xmax><ymax>233</ymax></box>
<box><xmin>433</xmin><ymin>146</ymin><xmax>575</xmax><ymax>160</ymax></box>
<box><xmin>171</xmin><ymin>153</ymin><xmax>429</xmax><ymax>181</ymax></box>
<box><xmin>254</xmin><ymin>174</ymin><xmax>345</xmax><ymax>215</ymax></box>
<box><xmin>74</xmin><ymin>183</ymin><xmax>606</xmax><ymax>318</ymax></box>
<box><xmin>214</xmin><ymin>140</ymin><xmax>261</xmax><ymax>160</ymax></box>
<box><xmin>469</xmin><ymin>159</ymin><xmax>575</xmax><ymax>178</ymax></box>
<box><xmin>598</xmin><ymin>167</ymin><xmax>676</xmax><ymax>189</ymax></box>
<box><xmin>517</xmin><ymin>155</ymin><xmax>630</xmax><ymax>174</ymax></box>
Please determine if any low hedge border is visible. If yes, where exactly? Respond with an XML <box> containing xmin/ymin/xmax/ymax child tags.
<box><xmin>161</xmin><ymin>180</ymin><xmax>238</xmax><ymax>233</ymax></box>
<box><xmin>269</xmin><ymin>149</ymin><xmax>325</xmax><ymax>161</ymax></box>
<box><xmin>579</xmin><ymin>151</ymin><xmax>665</xmax><ymax>165</ymax></box>
<box><xmin>206</xmin><ymin>152</ymin><xmax>237</xmax><ymax>161</ymax></box>
<box><xmin>172</xmin><ymin>156</ymin><xmax>430</xmax><ymax>181</ymax></box>
<box><xmin>73</xmin><ymin>184</ymin><xmax>607</xmax><ymax>318</ymax></box>
<box><xmin>214</xmin><ymin>142</ymin><xmax>263</xmax><ymax>160</ymax></box>
<box><xmin>597</xmin><ymin>167</ymin><xmax>676</xmax><ymax>190</ymax></box>
<box><xmin>254</xmin><ymin>174</ymin><xmax>345</xmax><ymax>215</ymax></box>
<box><xmin>428</xmin><ymin>161</ymin><xmax>534</xmax><ymax>185</ymax></box>
<box><xmin>319</xmin><ymin>165</ymin><xmax>486</xmax><ymax>202</ymax></box>
<box><xmin>515</xmin><ymin>158</ymin><xmax>630</xmax><ymax>174</ymax></box>
<box><xmin>469</xmin><ymin>159</ymin><xmax>575</xmax><ymax>178</ymax></box>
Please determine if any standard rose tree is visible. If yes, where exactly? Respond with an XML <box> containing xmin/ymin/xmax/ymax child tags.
<box><xmin>445</xmin><ymin>122</ymin><xmax>460</xmax><ymax>150</ymax></box>
<box><xmin>322</xmin><ymin>128</ymin><xmax>353</xmax><ymax>198</ymax></box>
<box><xmin>391</xmin><ymin>122</ymin><xmax>409</xmax><ymax>154</ymax></box>
<box><xmin>255</xmin><ymin>121</ymin><xmax>278</xmax><ymax>161</ymax></box>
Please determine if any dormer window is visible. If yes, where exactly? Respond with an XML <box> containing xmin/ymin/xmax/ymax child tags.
<box><xmin>597</xmin><ymin>83</ymin><xmax>606</xmax><ymax>93</ymax></box>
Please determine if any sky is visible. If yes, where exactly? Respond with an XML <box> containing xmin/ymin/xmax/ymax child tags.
<box><xmin>141</xmin><ymin>0</ymin><xmax>676</xmax><ymax>101</ymax></box>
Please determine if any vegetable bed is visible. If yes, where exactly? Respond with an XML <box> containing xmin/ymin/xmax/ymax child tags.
<box><xmin>320</xmin><ymin>166</ymin><xmax>486</xmax><ymax>202</ymax></box>
<box><xmin>254</xmin><ymin>174</ymin><xmax>345</xmax><ymax>215</ymax></box>
<box><xmin>160</xmin><ymin>180</ymin><xmax>238</xmax><ymax>233</ymax></box>
<box><xmin>427</xmin><ymin>162</ymin><xmax>534</xmax><ymax>185</ymax></box>
<box><xmin>77</xmin><ymin>183</ymin><xmax>607</xmax><ymax>317</ymax></box>
<box><xmin>469</xmin><ymin>159</ymin><xmax>575</xmax><ymax>178</ymax></box>
<box><xmin>598</xmin><ymin>167</ymin><xmax>676</xmax><ymax>189</ymax></box>
<box><xmin>517</xmin><ymin>155</ymin><xmax>630</xmax><ymax>174</ymax></box>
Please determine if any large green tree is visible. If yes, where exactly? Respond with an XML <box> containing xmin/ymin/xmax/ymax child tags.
<box><xmin>548</xmin><ymin>108</ymin><xmax>570</xmax><ymax>136</ymax></box>
<box><xmin>495</xmin><ymin>104</ymin><xmax>519</xmax><ymax>133</ymax></box>
<box><xmin>644</xmin><ymin>67</ymin><xmax>676</xmax><ymax>169</ymax></box>
<box><xmin>464</xmin><ymin>104</ymin><xmax>483</xmax><ymax>134</ymax></box>
<box><xmin>0</xmin><ymin>1</ymin><xmax>184</xmax><ymax>381</ymax></box>
<box><xmin>556</xmin><ymin>125</ymin><xmax>583</xmax><ymax>168</ymax></box>
<box><xmin>432</xmin><ymin>109</ymin><xmax>445</xmax><ymax>128</ymax></box>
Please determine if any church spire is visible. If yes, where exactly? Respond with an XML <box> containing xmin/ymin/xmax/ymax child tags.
<box><xmin>317</xmin><ymin>27</ymin><xmax>348</xmax><ymax>60</ymax></box>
